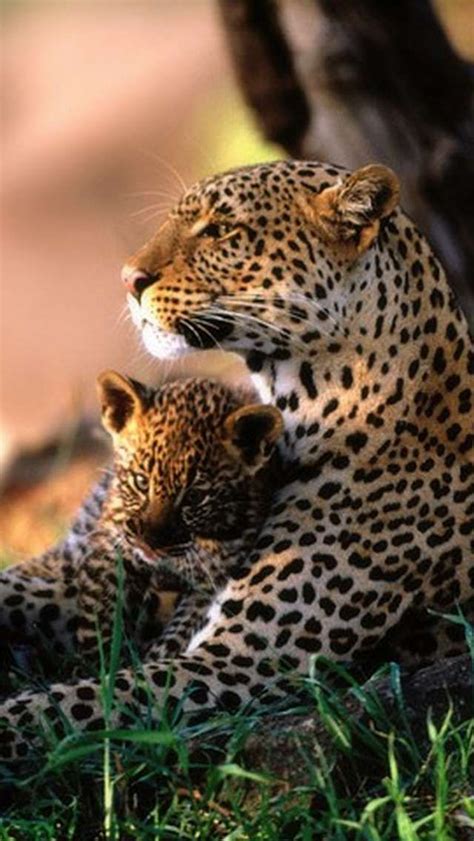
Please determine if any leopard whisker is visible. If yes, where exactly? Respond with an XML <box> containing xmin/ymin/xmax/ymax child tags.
<box><xmin>126</xmin><ymin>189</ymin><xmax>179</xmax><ymax>200</ymax></box>
<box><xmin>141</xmin><ymin>151</ymin><xmax>187</xmax><ymax>195</ymax></box>
<box><xmin>219</xmin><ymin>288</ymin><xmax>344</xmax><ymax>334</ymax></box>
<box><xmin>218</xmin><ymin>297</ymin><xmax>327</xmax><ymax>332</ymax></box>
<box><xmin>129</xmin><ymin>202</ymin><xmax>173</xmax><ymax>220</ymax></box>
<box><xmin>186</xmin><ymin>314</ymin><xmax>226</xmax><ymax>354</ymax></box>
<box><xmin>278</xmin><ymin>291</ymin><xmax>347</xmax><ymax>333</ymax></box>
<box><xmin>207</xmin><ymin>305</ymin><xmax>307</xmax><ymax>352</ymax></box>
<box><xmin>115</xmin><ymin>302</ymin><xmax>133</xmax><ymax>328</ymax></box>
<box><xmin>219</xmin><ymin>291</ymin><xmax>344</xmax><ymax>336</ymax></box>
<box><xmin>221</xmin><ymin>299</ymin><xmax>336</xmax><ymax>340</ymax></box>
<box><xmin>179</xmin><ymin>316</ymin><xmax>204</xmax><ymax>350</ymax></box>
<box><xmin>184</xmin><ymin>545</ymin><xmax>219</xmax><ymax>594</ymax></box>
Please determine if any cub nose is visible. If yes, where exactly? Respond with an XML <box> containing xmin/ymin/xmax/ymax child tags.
<box><xmin>121</xmin><ymin>265</ymin><xmax>156</xmax><ymax>300</ymax></box>
<box><xmin>143</xmin><ymin>520</ymin><xmax>190</xmax><ymax>551</ymax></box>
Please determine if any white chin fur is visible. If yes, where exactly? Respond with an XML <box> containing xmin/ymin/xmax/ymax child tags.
<box><xmin>127</xmin><ymin>294</ymin><xmax>190</xmax><ymax>360</ymax></box>
<box><xmin>142</xmin><ymin>322</ymin><xmax>190</xmax><ymax>360</ymax></box>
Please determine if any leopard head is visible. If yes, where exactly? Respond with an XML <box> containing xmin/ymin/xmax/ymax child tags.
<box><xmin>122</xmin><ymin>161</ymin><xmax>399</xmax><ymax>361</ymax></box>
<box><xmin>121</xmin><ymin>161</ymin><xmax>470</xmax><ymax>461</ymax></box>
<box><xmin>97</xmin><ymin>370</ymin><xmax>282</xmax><ymax>564</ymax></box>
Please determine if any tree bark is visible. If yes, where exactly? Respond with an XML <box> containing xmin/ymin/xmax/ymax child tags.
<box><xmin>217</xmin><ymin>0</ymin><xmax>310</xmax><ymax>153</ymax></box>
<box><xmin>218</xmin><ymin>0</ymin><xmax>474</xmax><ymax>326</ymax></box>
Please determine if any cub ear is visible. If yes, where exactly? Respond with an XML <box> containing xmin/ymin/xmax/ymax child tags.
<box><xmin>96</xmin><ymin>370</ymin><xmax>150</xmax><ymax>438</ymax></box>
<box><xmin>223</xmin><ymin>404</ymin><xmax>283</xmax><ymax>472</ymax></box>
<box><xmin>302</xmin><ymin>164</ymin><xmax>399</xmax><ymax>256</ymax></box>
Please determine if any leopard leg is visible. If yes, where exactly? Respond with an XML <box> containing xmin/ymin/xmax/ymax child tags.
<box><xmin>74</xmin><ymin>532</ymin><xmax>156</xmax><ymax>658</ymax></box>
<box><xmin>74</xmin><ymin>539</ymin><xmax>123</xmax><ymax>657</ymax></box>
<box><xmin>147</xmin><ymin>590</ymin><xmax>213</xmax><ymax>659</ymax></box>
<box><xmin>0</xmin><ymin>532</ymin><xmax>469</xmax><ymax>761</ymax></box>
<box><xmin>374</xmin><ymin>599</ymin><xmax>474</xmax><ymax>668</ymax></box>
<box><xmin>0</xmin><ymin>569</ymin><xmax>78</xmax><ymax>653</ymax></box>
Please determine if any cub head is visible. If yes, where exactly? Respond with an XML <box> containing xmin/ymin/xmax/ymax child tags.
<box><xmin>97</xmin><ymin>370</ymin><xmax>282</xmax><ymax>554</ymax></box>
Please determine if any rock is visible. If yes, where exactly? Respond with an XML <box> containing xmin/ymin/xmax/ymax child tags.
<box><xmin>243</xmin><ymin>654</ymin><xmax>473</xmax><ymax>790</ymax></box>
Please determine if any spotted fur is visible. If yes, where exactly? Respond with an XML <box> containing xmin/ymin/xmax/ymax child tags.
<box><xmin>0</xmin><ymin>160</ymin><xmax>472</xmax><ymax>760</ymax></box>
<box><xmin>0</xmin><ymin>375</ymin><xmax>280</xmax><ymax>666</ymax></box>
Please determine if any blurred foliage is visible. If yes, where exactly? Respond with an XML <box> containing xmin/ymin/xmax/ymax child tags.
<box><xmin>195</xmin><ymin>85</ymin><xmax>283</xmax><ymax>177</ymax></box>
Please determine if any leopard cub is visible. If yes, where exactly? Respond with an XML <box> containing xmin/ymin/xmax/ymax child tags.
<box><xmin>0</xmin><ymin>374</ymin><xmax>282</xmax><ymax>662</ymax></box>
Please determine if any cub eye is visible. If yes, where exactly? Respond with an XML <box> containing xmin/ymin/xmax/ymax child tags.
<box><xmin>125</xmin><ymin>518</ymin><xmax>138</xmax><ymax>536</ymax></box>
<box><xmin>133</xmin><ymin>473</ymin><xmax>149</xmax><ymax>492</ymax></box>
<box><xmin>198</xmin><ymin>221</ymin><xmax>235</xmax><ymax>239</ymax></box>
<box><xmin>183</xmin><ymin>487</ymin><xmax>209</xmax><ymax>507</ymax></box>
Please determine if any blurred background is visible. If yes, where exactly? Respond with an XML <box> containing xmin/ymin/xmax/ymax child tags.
<box><xmin>0</xmin><ymin>0</ymin><xmax>472</xmax><ymax>557</ymax></box>
<box><xmin>0</xmin><ymin>0</ymin><xmax>279</xmax><ymax>555</ymax></box>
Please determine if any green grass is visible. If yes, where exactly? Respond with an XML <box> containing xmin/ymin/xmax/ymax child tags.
<box><xmin>0</xmin><ymin>571</ymin><xmax>472</xmax><ymax>840</ymax></box>
<box><xmin>0</xmin><ymin>673</ymin><xmax>472</xmax><ymax>840</ymax></box>
<box><xmin>0</xmin><ymin>687</ymin><xmax>472</xmax><ymax>838</ymax></box>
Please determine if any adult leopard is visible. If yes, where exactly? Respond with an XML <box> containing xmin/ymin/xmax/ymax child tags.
<box><xmin>0</xmin><ymin>160</ymin><xmax>472</xmax><ymax>761</ymax></box>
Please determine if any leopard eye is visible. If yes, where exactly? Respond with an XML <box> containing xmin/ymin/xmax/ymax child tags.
<box><xmin>183</xmin><ymin>487</ymin><xmax>210</xmax><ymax>507</ymax></box>
<box><xmin>133</xmin><ymin>473</ymin><xmax>149</xmax><ymax>492</ymax></box>
<box><xmin>198</xmin><ymin>221</ymin><xmax>235</xmax><ymax>240</ymax></box>
<box><xmin>125</xmin><ymin>518</ymin><xmax>138</xmax><ymax>536</ymax></box>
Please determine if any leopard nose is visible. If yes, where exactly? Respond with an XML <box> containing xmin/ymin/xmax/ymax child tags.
<box><xmin>121</xmin><ymin>265</ymin><xmax>156</xmax><ymax>300</ymax></box>
<box><xmin>143</xmin><ymin>520</ymin><xmax>190</xmax><ymax>551</ymax></box>
<box><xmin>143</xmin><ymin>525</ymin><xmax>176</xmax><ymax>550</ymax></box>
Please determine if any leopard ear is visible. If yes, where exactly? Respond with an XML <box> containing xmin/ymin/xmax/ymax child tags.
<box><xmin>97</xmin><ymin>370</ymin><xmax>150</xmax><ymax>438</ymax></box>
<box><xmin>223</xmin><ymin>404</ymin><xmax>283</xmax><ymax>472</ymax></box>
<box><xmin>301</xmin><ymin>164</ymin><xmax>399</xmax><ymax>256</ymax></box>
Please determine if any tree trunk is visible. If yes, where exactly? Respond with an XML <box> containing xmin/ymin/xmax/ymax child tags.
<box><xmin>218</xmin><ymin>0</ymin><xmax>474</xmax><ymax>327</ymax></box>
